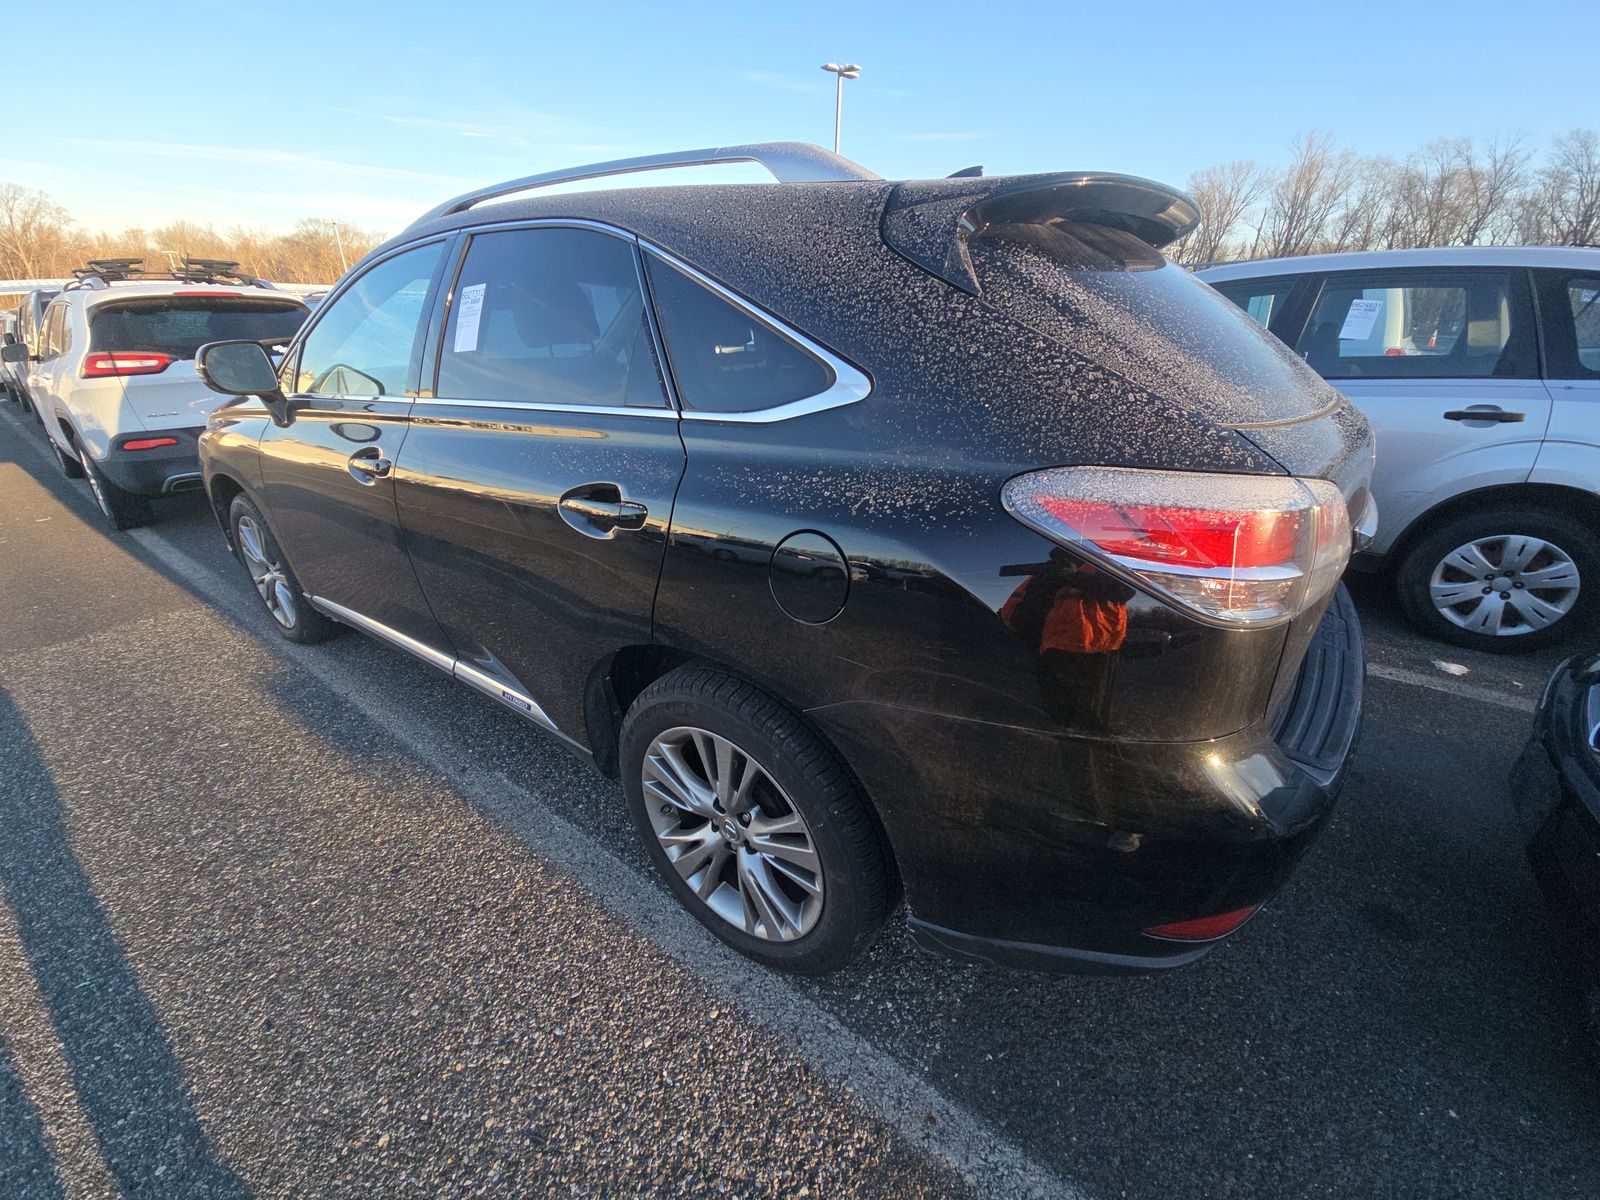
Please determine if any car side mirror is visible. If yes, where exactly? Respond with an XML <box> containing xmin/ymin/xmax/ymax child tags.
<box><xmin>1</xmin><ymin>341</ymin><xmax>27</xmax><ymax>363</ymax></box>
<box><xmin>196</xmin><ymin>340</ymin><xmax>295</xmax><ymax>426</ymax></box>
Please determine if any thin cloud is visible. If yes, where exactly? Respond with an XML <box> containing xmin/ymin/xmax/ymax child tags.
<box><xmin>897</xmin><ymin>132</ymin><xmax>983</xmax><ymax>142</ymax></box>
<box><xmin>742</xmin><ymin>70</ymin><xmax>828</xmax><ymax>96</ymax></box>
<box><xmin>66</xmin><ymin>139</ymin><xmax>472</xmax><ymax>187</ymax></box>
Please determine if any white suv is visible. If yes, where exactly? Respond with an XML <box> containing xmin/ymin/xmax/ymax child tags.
<box><xmin>4</xmin><ymin>260</ymin><xmax>307</xmax><ymax>529</ymax></box>
<box><xmin>1201</xmin><ymin>246</ymin><xmax>1600</xmax><ymax>652</ymax></box>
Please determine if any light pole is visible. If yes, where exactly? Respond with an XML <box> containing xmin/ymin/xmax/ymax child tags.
<box><xmin>819</xmin><ymin>62</ymin><xmax>861</xmax><ymax>154</ymax></box>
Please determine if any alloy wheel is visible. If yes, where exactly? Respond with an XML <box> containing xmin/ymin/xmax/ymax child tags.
<box><xmin>1428</xmin><ymin>534</ymin><xmax>1581</xmax><ymax>637</ymax></box>
<box><xmin>236</xmin><ymin>514</ymin><xmax>297</xmax><ymax>629</ymax></box>
<box><xmin>641</xmin><ymin>726</ymin><xmax>824</xmax><ymax>941</ymax></box>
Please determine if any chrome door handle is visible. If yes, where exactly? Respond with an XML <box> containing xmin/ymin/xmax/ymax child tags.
<box><xmin>347</xmin><ymin>447</ymin><xmax>392</xmax><ymax>482</ymax></box>
<box><xmin>1443</xmin><ymin>408</ymin><xmax>1524</xmax><ymax>423</ymax></box>
<box><xmin>558</xmin><ymin>483</ymin><xmax>648</xmax><ymax>539</ymax></box>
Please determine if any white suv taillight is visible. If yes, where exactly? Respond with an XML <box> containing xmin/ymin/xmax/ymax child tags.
<box><xmin>82</xmin><ymin>351</ymin><xmax>173</xmax><ymax>378</ymax></box>
<box><xmin>1001</xmin><ymin>467</ymin><xmax>1352</xmax><ymax>627</ymax></box>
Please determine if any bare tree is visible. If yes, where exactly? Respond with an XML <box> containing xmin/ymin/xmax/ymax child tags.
<box><xmin>1458</xmin><ymin>135</ymin><xmax>1530</xmax><ymax>244</ymax></box>
<box><xmin>1521</xmin><ymin>128</ymin><xmax>1600</xmax><ymax>245</ymax></box>
<box><xmin>1325</xmin><ymin>156</ymin><xmax>1400</xmax><ymax>253</ymax></box>
<box><xmin>0</xmin><ymin>184</ymin><xmax>73</xmax><ymax>278</ymax></box>
<box><xmin>1256</xmin><ymin>132</ymin><xmax>1361</xmax><ymax>258</ymax></box>
<box><xmin>1171</xmin><ymin>160</ymin><xmax>1272</xmax><ymax>265</ymax></box>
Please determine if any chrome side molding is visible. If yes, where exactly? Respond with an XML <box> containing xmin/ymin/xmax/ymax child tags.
<box><xmin>306</xmin><ymin>595</ymin><xmax>559</xmax><ymax>736</ymax></box>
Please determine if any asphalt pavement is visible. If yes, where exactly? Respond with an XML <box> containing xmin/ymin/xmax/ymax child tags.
<box><xmin>1</xmin><ymin>399</ymin><xmax>1595</xmax><ymax>1199</ymax></box>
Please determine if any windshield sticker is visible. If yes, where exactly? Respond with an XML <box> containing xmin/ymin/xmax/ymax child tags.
<box><xmin>452</xmin><ymin>283</ymin><xmax>487</xmax><ymax>353</ymax></box>
<box><xmin>1338</xmin><ymin>298</ymin><xmax>1383</xmax><ymax>341</ymax></box>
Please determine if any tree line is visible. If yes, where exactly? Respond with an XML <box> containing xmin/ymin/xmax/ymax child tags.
<box><xmin>0</xmin><ymin>183</ymin><xmax>384</xmax><ymax>285</ymax></box>
<box><xmin>1170</xmin><ymin>128</ymin><xmax>1600</xmax><ymax>266</ymax></box>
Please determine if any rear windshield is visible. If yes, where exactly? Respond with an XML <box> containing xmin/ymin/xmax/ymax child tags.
<box><xmin>967</xmin><ymin>222</ymin><xmax>1333</xmax><ymax>424</ymax></box>
<box><xmin>90</xmin><ymin>298</ymin><xmax>306</xmax><ymax>359</ymax></box>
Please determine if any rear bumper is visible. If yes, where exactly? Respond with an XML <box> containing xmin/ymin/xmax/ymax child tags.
<box><xmin>812</xmin><ymin>587</ymin><xmax>1365</xmax><ymax>974</ymax></box>
<box><xmin>95</xmin><ymin>427</ymin><xmax>205</xmax><ymax>496</ymax></box>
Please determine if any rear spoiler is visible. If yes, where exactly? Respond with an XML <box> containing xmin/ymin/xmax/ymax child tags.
<box><xmin>882</xmin><ymin>172</ymin><xmax>1200</xmax><ymax>295</ymax></box>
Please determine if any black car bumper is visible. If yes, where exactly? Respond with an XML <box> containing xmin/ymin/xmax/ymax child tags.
<box><xmin>813</xmin><ymin>587</ymin><xmax>1365</xmax><ymax>974</ymax></box>
<box><xmin>96</xmin><ymin>428</ymin><xmax>206</xmax><ymax>496</ymax></box>
<box><xmin>1519</xmin><ymin>654</ymin><xmax>1600</xmax><ymax>985</ymax></box>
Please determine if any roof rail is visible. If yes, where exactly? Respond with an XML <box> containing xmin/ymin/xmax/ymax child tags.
<box><xmin>410</xmin><ymin>141</ymin><xmax>881</xmax><ymax>228</ymax></box>
<box><xmin>62</xmin><ymin>257</ymin><xmax>276</xmax><ymax>291</ymax></box>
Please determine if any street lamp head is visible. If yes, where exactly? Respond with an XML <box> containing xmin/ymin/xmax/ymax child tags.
<box><xmin>821</xmin><ymin>62</ymin><xmax>841</xmax><ymax>72</ymax></box>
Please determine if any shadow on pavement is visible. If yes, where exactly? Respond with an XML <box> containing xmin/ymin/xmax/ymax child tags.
<box><xmin>0</xmin><ymin>689</ymin><xmax>249</xmax><ymax>1200</ymax></box>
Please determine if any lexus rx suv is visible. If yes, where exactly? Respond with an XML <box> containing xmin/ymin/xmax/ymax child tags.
<box><xmin>195</xmin><ymin>143</ymin><xmax>1373</xmax><ymax>975</ymax></box>
<box><xmin>2</xmin><ymin>260</ymin><xmax>308</xmax><ymax>529</ymax></box>
<box><xmin>1202</xmin><ymin>248</ymin><xmax>1600</xmax><ymax>653</ymax></box>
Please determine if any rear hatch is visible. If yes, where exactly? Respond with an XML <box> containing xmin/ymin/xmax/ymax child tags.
<box><xmin>87</xmin><ymin>293</ymin><xmax>306</xmax><ymax>429</ymax></box>
<box><xmin>882</xmin><ymin>174</ymin><xmax>1374</xmax><ymax>505</ymax></box>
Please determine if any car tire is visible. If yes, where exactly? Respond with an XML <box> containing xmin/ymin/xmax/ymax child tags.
<box><xmin>77</xmin><ymin>445</ymin><xmax>151</xmax><ymax>530</ymax></box>
<box><xmin>1395</xmin><ymin>508</ymin><xmax>1600</xmax><ymax>653</ymax></box>
<box><xmin>620</xmin><ymin>666</ymin><xmax>894</xmax><ymax>975</ymax></box>
<box><xmin>52</xmin><ymin>432</ymin><xmax>84</xmax><ymax>479</ymax></box>
<box><xmin>228</xmin><ymin>494</ymin><xmax>336</xmax><ymax>644</ymax></box>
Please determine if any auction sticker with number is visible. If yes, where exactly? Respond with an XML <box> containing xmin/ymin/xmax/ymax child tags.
<box><xmin>453</xmin><ymin>283</ymin><xmax>487</xmax><ymax>353</ymax></box>
<box><xmin>1339</xmin><ymin>298</ymin><xmax>1384</xmax><ymax>341</ymax></box>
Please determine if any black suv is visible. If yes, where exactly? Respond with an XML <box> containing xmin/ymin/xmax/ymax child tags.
<box><xmin>196</xmin><ymin>142</ymin><xmax>1372</xmax><ymax>975</ymax></box>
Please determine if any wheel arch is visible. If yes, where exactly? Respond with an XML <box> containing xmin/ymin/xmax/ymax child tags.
<box><xmin>586</xmin><ymin>642</ymin><xmax>903</xmax><ymax>899</ymax></box>
<box><xmin>205</xmin><ymin>469</ymin><xmax>251</xmax><ymax>547</ymax></box>
<box><xmin>1384</xmin><ymin>482</ymin><xmax>1600</xmax><ymax>576</ymax></box>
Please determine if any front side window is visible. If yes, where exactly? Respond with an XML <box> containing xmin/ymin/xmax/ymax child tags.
<box><xmin>435</xmin><ymin>227</ymin><xmax>665</xmax><ymax>408</ymax></box>
<box><xmin>645</xmin><ymin>256</ymin><xmax>833</xmax><ymax>414</ymax></box>
<box><xmin>1296</xmin><ymin>272</ymin><xmax>1530</xmax><ymax>380</ymax></box>
<box><xmin>296</xmin><ymin>241</ymin><xmax>444</xmax><ymax>397</ymax></box>
<box><xmin>43</xmin><ymin>304</ymin><xmax>66</xmax><ymax>359</ymax></box>
<box><xmin>1567</xmin><ymin>277</ymin><xmax>1600</xmax><ymax>374</ymax></box>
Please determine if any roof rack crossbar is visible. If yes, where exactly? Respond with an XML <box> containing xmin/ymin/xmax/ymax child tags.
<box><xmin>410</xmin><ymin>141</ymin><xmax>881</xmax><ymax>228</ymax></box>
<box><xmin>63</xmin><ymin>257</ymin><xmax>275</xmax><ymax>291</ymax></box>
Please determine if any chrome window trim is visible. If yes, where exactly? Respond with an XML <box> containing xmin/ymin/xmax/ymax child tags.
<box><xmin>412</xmin><ymin>397</ymin><xmax>677</xmax><ymax>419</ymax></box>
<box><xmin>307</xmin><ymin>595</ymin><xmax>571</xmax><ymax>743</ymax></box>
<box><xmin>640</xmin><ymin>244</ymin><xmax>873</xmax><ymax>424</ymax></box>
<box><xmin>409</xmin><ymin>216</ymin><xmax>872</xmax><ymax>424</ymax></box>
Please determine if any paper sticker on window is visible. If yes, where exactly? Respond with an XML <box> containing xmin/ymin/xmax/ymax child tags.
<box><xmin>1339</xmin><ymin>298</ymin><xmax>1384</xmax><ymax>341</ymax></box>
<box><xmin>452</xmin><ymin>283</ymin><xmax>486</xmax><ymax>353</ymax></box>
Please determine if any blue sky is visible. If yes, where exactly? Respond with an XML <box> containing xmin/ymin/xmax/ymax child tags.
<box><xmin>4</xmin><ymin>0</ymin><xmax>1590</xmax><ymax>236</ymax></box>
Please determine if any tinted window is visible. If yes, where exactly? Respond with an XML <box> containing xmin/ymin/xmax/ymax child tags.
<box><xmin>1296</xmin><ymin>272</ymin><xmax>1530</xmax><ymax>380</ymax></box>
<box><xmin>43</xmin><ymin>305</ymin><xmax>66</xmax><ymax>358</ymax></box>
<box><xmin>1212</xmin><ymin>279</ymin><xmax>1294</xmax><ymax>331</ymax></box>
<box><xmin>1567</xmin><ymin>277</ymin><xmax>1600</xmax><ymax>374</ymax></box>
<box><xmin>91</xmin><ymin>298</ymin><xmax>305</xmax><ymax>359</ymax></box>
<box><xmin>967</xmin><ymin>222</ymin><xmax>1333</xmax><ymax>425</ymax></box>
<box><xmin>645</xmin><ymin>256</ymin><xmax>833</xmax><ymax>413</ymax></box>
<box><xmin>436</xmin><ymin>227</ymin><xmax>665</xmax><ymax>408</ymax></box>
<box><xmin>296</xmin><ymin>242</ymin><xmax>443</xmax><ymax>396</ymax></box>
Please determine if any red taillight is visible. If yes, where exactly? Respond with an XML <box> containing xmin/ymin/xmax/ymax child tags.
<box><xmin>121</xmin><ymin>437</ymin><xmax>179</xmax><ymax>451</ymax></box>
<box><xmin>82</xmin><ymin>351</ymin><xmax>173</xmax><ymax>377</ymax></box>
<box><xmin>1145</xmin><ymin>905</ymin><xmax>1261</xmax><ymax>942</ymax></box>
<box><xmin>1383</xmin><ymin>347</ymin><xmax>1406</xmax><ymax>357</ymax></box>
<box><xmin>1001</xmin><ymin>467</ymin><xmax>1352</xmax><ymax>627</ymax></box>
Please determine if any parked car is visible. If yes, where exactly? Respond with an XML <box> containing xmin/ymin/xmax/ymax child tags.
<box><xmin>1516</xmin><ymin>651</ymin><xmax>1600</xmax><ymax>1038</ymax></box>
<box><xmin>1201</xmin><ymin>248</ymin><xmax>1600</xmax><ymax>653</ymax></box>
<box><xmin>5</xmin><ymin>286</ymin><xmax>61</xmax><ymax>419</ymax></box>
<box><xmin>1</xmin><ymin>260</ymin><xmax>307</xmax><ymax>529</ymax></box>
<box><xmin>195</xmin><ymin>142</ymin><xmax>1372</xmax><ymax>976</ymax></box>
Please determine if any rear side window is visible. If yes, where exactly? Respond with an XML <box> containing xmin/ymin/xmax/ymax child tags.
<box><xmin>297</xmin><ymin>242</ymin><xmax>444</xmax><ymax>397</ymax></box>
<box><xmin>644</xmin><ymin>256</ymin><xmax>833</xmax><ymax>414</ymax></box>
<box><xmin>435</xmin><ymin>227</ymin><xmax>666</xmax><ymax>408</ymax></box>
<box><xmin>43</xmin><ymin>304</ymin><xmax>66</xmax><ymax>358</ymax></box>
<box><xmin>1296</xmin><ymin>272</ymin><xmax>1533</xmax><ymax>380</ymax></box>
<box><xmin>90</xmin><ymin>298</ymin><xmax>305</xmax><ymax>360</ymax></box>
<box><xmin>1211</xmin><ymin>279</ymin><xmax>1295</xmax><ymax>331</ymax></box>
<box><xmin>1566</xmin><ymin>277</ymin><xmax>1600</xmax><ymax>374</ymax></box>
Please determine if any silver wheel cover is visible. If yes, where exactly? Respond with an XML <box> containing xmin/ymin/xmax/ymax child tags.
<box><xmin>641</xmin><ymin>726</ymin><xmax>823</xmax><ymax>941</ymax></box>
<box><xmin>1428</xmin><ymin>534</ymin><xmax>1580</xmax><ymax>637</ymax></box>
<box><xmin>236</xmin><ymin>515</ymin><xmax>298</xmax><ymax>629</ymax></box>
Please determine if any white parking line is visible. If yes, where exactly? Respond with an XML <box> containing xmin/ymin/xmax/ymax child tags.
<box><xmin>124</xmin><ymin>524</ymin><xmax>1087</xmax><ymax>1200</ymax></box>
<box><xmin>1366</xmin><ymin>663</ymin><xmax>1535</xmax><ymax>713</ymax></box>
